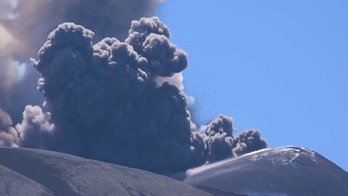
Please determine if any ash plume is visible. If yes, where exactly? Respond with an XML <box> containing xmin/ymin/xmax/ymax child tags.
<box><xmin>233</xmin><ymin>129</ymin><xmax>267</xmax><ymax>155</ymax></box>
<box><xmin>15</xmin><ymin>105</ymin><xmax>55</xmax><ymax>148</ymax></box>
<box><xmin>0</xmin><ymin>1</ymin><xmax>268</xmax><ymax>174</ymax></box>
<box><xmin>197</xmin><ymin>115</ymin><xmax>267</xmax><ymax>164</ymax></box>
<box><xmin>23</xmin><ymin>19</ymin><xmax>194</xmax><ymax>175</ymax></box>
<box><xmin>0</xmin><ymin>108</ymin><xmax>19</xmax><ymax>147</ymax></box>
<box><xmin>0</xmin><ymin>0</ymin><xmax>164</xmax><ymax>123</ymax></box>
<box><xmin>203</xmin><ymin>115</ymin><xmax>236</xmax><ymax>163</ymax></box>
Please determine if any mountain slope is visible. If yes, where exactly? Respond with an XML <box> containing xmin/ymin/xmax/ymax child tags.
<box><xmin>184</xmin><ymin>146</ymin><xmax>348</xmax><ymax>196</ymax></box>
<box><xmin>0</xmin><ymin>164</ymin><xmax>52</xmax><ymax>195</ymax></box>
<box><xmin>0</xmin><ymin>147</ymin><xmax>210</xmax><ymax>196</ymax></box>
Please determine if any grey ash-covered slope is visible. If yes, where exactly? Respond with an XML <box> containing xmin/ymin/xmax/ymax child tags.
<box><xmin>184</xmin><ymin>146</ymin><xmax>348</xmax><ymax>196</ymax></box>
<box><xmin>1</xmin><ymin>146</ymin><xmax>347</xmax><ymax>196</ymax></box>
<box><xmin>0</xmin><ymin>164</ymin><xmax>51</xmax><ymax>195</ymax></box>
<box><xmin>0</xmin><ymin>147</ymin><xmax>210</xmax><ymax>196</ymax></box>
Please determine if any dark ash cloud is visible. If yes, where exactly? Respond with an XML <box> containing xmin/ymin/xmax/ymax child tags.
<box><xmin>25</xmin><ymin>19</ymin><xmax>194</xmax><ymax>175</ymax></box>
<box><xmin>0</xmin><ymin>0</ymin><xmax>164</xmax><ymax>124</ymax></box>
<box><xmin>192</xmin><ymin>115</ymin><xmax>268</xmax><ymax>165</ymax></box>
<box><xmin>233</xmin><ymin>129</ymin><xmax>267</xmax><ymax>156</ymax></box>
<box><xmin>0</xmin><ymin>4</ymin><xmax>268</xmax><ymax>174</ymax></box>
<box><xmin>203</xmin><ymin>115</ymin><xmax>236</xmax><ymax>163</ymax></box>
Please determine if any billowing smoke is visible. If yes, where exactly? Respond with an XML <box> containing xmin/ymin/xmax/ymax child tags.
<box><xmin>19</xmin><ymin>19</ymin><xmax>194</xmax><ymax>175</ymax></box>
<box><xmin>15</xmin><ymin>17</ymin><xmax>267</xmax><ymax>174</ymax></box>
<box><xmin>198</xmin><ymin>115</ymin><xmax>267</xmax><ymax>164</ymax></box>
<box><xmin>233</xmin><ymin>129</ymin><xmax>267</xmax><ymax>156</ymax></box>
<box><xmin>15</xmin><ymin>105</ymin><xmax>55</xmax><ymax>148</ymax></box>
<box><xmin>0</xmin><ymin>108</ymin><xmax>19</xmax><ymax>147</ymax></box>
<box><xmin>0</xmin><ymin>0</ymin><xmax>164</xmax><ymax>123</ymax></box>
<box><xmin>0</xmin><ymin>1</ymin><xmax>267</xmax><ymax>175</ymax></box>
<box><xmin>203</xmin><ymin>115</ymin><xmax>236</xmax><ymax>163</ymax></box>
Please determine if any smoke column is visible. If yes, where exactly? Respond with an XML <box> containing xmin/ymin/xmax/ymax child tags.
<box><xmin>0</xmin><ymin>1</ymin><xmax>267</xmax><ymax>175</ymax></box>
<box><xmin>22</xmin><ymin>19</ymin><xmax>196</xmax><ymax>174</ymax></box>
<box><xmin>0</xmin><ymin>0</ymin><xmax>164</xmax><ymax>123</ymax></box>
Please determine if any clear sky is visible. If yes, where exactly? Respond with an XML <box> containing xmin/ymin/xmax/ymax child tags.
<box><xmin>158</xmin><ymin>1</ymin><xmax>348</xmax><ymax>171</ymax></box>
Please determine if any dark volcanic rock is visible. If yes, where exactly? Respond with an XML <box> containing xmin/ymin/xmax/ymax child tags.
<box><xmin>0</xmin><ymin>147</ymin><xmax>210</xmax><ymax>196</ymax></box>
<box><xmin>184</xmin><ymin>146</ymin><xmax>348</xmax><ymax>196</ymax></box>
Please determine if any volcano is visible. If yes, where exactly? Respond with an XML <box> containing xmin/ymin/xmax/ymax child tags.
<box><xmin>184</xmin><ymin>146</ymin><xmax>348</xmax><ymax>196</ymax></box>
<box><xmin>0</xmin><ymin>147</ymin><xmax>209</xmax><ymax>196</ymax></box>
<box><xmin>0</xmin><ymin>146</ymin><xmax>347</xmax><ymax>196</ymax></box>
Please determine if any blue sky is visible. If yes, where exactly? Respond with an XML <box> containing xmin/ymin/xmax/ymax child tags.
<box><xmin>158</xmin><ymin>1</ymin><xmax>348</xmax><ymax>170</ymax></box>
